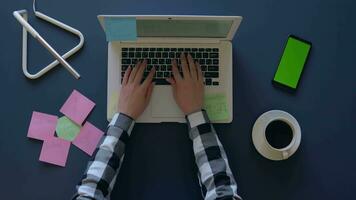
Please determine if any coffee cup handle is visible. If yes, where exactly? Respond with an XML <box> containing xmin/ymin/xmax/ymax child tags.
<box><xmin>282</xmin><ymin>151</ymin><xmax>289</xmax><ymax>159</ymax></box>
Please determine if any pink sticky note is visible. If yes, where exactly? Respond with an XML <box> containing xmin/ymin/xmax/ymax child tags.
<box><xmin>27</xmin><ymin>111</ymin><xmax>58</xmax><ymax>140</ymax></box>
<box><xmin>73</xmin><ymin>122</ymin><xmax>104</xmax><ymax>156</ymax></box>
<box><xmin>60</xmin><ymin>90</ymin><xmax>95</xmax><ymax>125</ymax></box>
<box><xmin>39</xmin><ymin>136</ymin><xmax>71</xmax><ymax>167</ymax></box>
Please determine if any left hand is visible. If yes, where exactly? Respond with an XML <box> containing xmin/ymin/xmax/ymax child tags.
<box><xmin>118</xmin><ymin>60</ymin><xmax>155</xmax><ymax>119</ymax></box>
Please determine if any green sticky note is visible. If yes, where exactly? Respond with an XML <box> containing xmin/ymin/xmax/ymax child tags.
<box><xmin>56</xmin><ymin>116</ymin><xmax>81</xmax><ymax>141</ymax></box>
<box><xmin>203</xmin><ymin>94</ymin><xmax>229</xmax><ymax>121</ymax></box>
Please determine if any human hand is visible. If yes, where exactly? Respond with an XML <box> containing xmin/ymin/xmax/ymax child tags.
<box><xmin>166</xmin><ymin>53</ymin><xmax>204</xmax><ymax>115</ymax></box>
<box><xmin>118</xmin><ymin>60</ymin><xmax>155</xmax><ymax>119</ymax></box>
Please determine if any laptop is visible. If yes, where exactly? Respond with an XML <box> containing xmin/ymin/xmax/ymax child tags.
<box><xmin>97</xmin><ymin>15</ymin><xmax>243</xmax><ymax>123</ymax></box>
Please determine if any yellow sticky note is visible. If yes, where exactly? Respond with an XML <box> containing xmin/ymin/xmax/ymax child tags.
<box><xmin>203</xmin><ymin>93</ymin><xmax>229</xmax><ymax>121</ymax></box>
<box><xmin>108</xmin><ymin>92</ymin><xmax>119</xmax><ymax>119</ymax></box>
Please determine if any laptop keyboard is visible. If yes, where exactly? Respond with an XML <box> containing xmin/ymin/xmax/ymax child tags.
<box><xmin>120</xmin><ymin>47</ymin><xmax>220</xmax><ymax>85</ymax></box>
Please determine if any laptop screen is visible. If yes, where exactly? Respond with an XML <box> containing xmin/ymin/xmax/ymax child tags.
<box><xmin>136</xmin><ymin>19</ymin><xmax>233</xmax><ymax>38</ymax></box>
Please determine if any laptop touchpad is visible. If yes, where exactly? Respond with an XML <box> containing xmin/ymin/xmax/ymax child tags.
<box><xmin>151</xmin><ymin>87</ymin><xmax>183</xmax><ymax>118</ymax></box>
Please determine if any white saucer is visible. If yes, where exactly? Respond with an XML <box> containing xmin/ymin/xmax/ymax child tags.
<box><xmin>252</xmin><ymin>110</ymin><xmax>301</xmax><ymax>161</ymax></box>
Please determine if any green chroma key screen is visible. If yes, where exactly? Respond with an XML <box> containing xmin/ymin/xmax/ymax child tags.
<box><xmin>273</xmin><ymin>36</ymin><xmax>311</xmax><ymax>89</ymax></box>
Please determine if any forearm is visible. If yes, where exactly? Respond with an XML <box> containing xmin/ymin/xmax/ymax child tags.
<box><xmin>73</xmin><ymin>113</ymin><xmax>135</xmax><ymax>200</ymax></box>
<box><xmin>187</xmin><ymin>110</ymin><xmax>241</xmax><ymax>200</ymax></box>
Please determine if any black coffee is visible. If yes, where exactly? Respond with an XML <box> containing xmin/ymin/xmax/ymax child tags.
<box><xmin>265</xmin><ymin>120</ymin><xmax>293</xmax><ymax>149</ymax></box>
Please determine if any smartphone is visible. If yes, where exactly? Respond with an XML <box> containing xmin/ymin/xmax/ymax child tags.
<box><xmin>273</xmin><ymin>35</ymin><xmax>312</xmax><ymax>89</ymax></box>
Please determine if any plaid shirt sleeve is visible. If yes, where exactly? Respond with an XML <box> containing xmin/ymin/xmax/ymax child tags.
<box><xmin>72</xmin><ymin>113</ymin><xmax>135</xmax><ymax>200</ymax></box>
<box><xmin>186</xmin><ymin>110</ymin><xmax>242</xmax><ymax>200</ymax></box>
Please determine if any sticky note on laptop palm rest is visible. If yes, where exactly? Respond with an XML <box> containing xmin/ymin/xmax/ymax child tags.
<box><xmin>108</xmin><ymin>91</ymin><xmax>119</xmax><ymax>120</ymax></box>
<box><xmin>27</xmin><ymin>111</ymin><xmax>58</xmax><ymax>140</ymax></box>
<box><xmin>60</xmin><ymin>90</ymin><xmax>95</xmax><ymax>125</ymax></box>
<box><xmin>104</xmin><ymin>17</ymin><xmax>137</xmax><ymax>41</ymax></box>
<box><xmin>39</xmin><ymin>136</ymin><xmax>71</xmax><ymax>167</ymax></box>
<box><xmin>203</xmin><ymin>94</ymin><xmax>229</xmax><ymax>121</ymax></box>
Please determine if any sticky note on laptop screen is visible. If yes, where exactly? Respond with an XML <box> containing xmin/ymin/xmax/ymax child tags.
<box><xmin>273</xmin><ymin>36</ymin><xmax>311</xmax><ymax>89</ymax></box>
<box><xmin>203</xmin><ymin>94</ymin><xmax>229</xmax><ymax>121</ymax></box>
<box><xmin>104</xmin><ymin>17</ymin><xmax>137</xmax><ymax>41</ymax></box>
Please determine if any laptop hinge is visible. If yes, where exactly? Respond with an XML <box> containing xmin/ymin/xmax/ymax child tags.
<box><xmin>120</xmin><ymin>37</ymin><xmax>227</xmax><ymax>44</ymax></box>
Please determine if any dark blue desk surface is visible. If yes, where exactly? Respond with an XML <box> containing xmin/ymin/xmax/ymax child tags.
<box><xmin>1</xmin><ymin>0</ymin><xmax>355</xmax><ymax>199</ymax></box>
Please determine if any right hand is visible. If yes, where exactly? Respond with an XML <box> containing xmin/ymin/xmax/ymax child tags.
<box><xmin>166</xmin><ymin>53</ymin><xmax>204</xmax><ymax>115</ymax></box>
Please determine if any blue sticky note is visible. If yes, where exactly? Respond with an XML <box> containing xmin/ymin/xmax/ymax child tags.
<box><xmin>104</xmin><ymin>17</ymin><xmax>137</xmax><ymax>41</ymax></box>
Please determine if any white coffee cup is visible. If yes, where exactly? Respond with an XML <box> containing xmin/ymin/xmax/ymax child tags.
<box><xmin>252</xmin><ymin>110</ymin><xmax>301</xmax><ymax>161</ymax></box>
